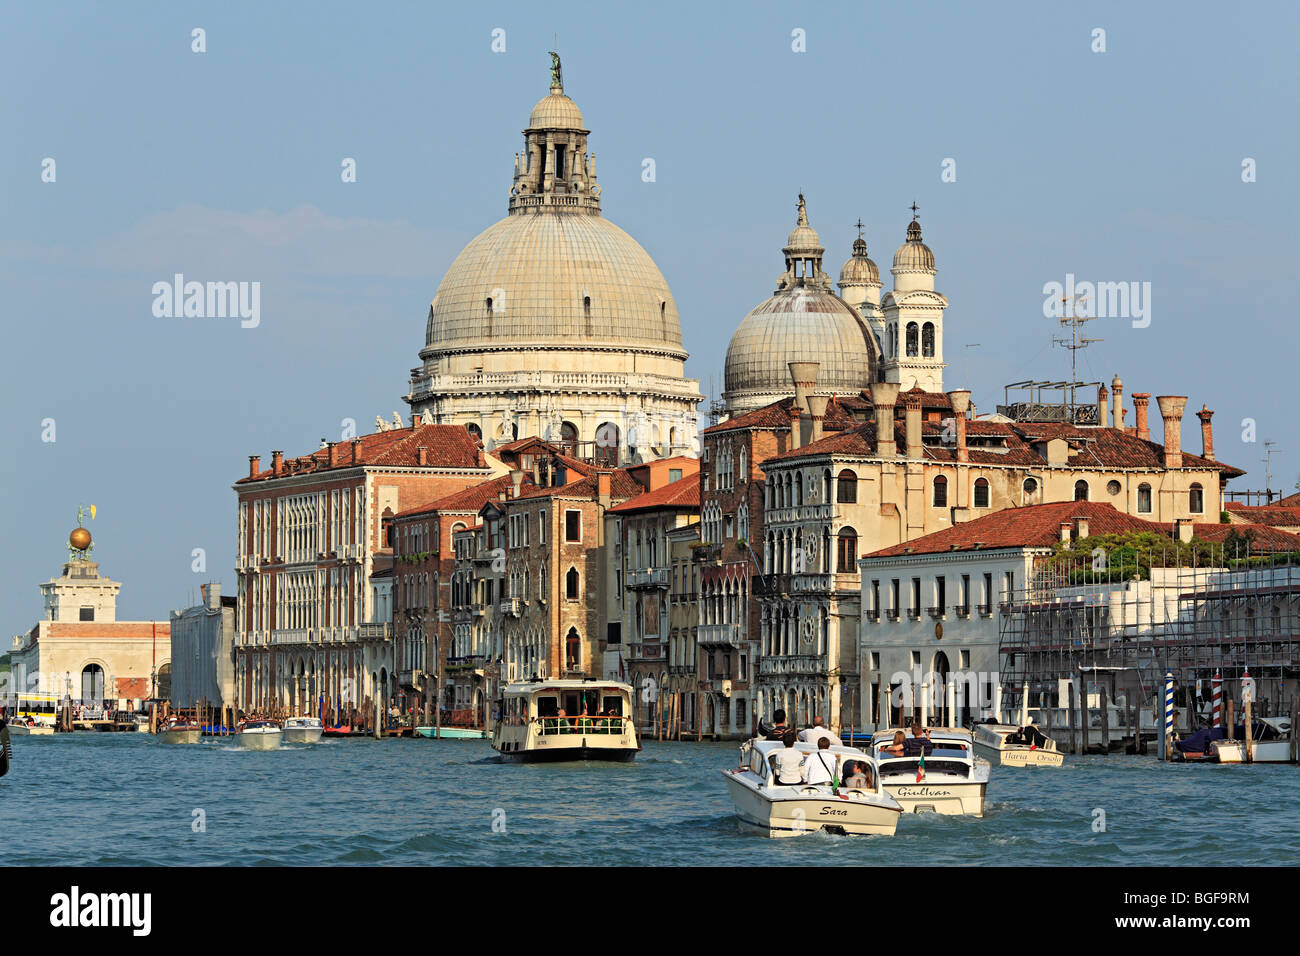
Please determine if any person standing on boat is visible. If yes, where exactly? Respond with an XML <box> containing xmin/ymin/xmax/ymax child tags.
<box><xmin>764</xmin><ymin>709</ymin><xmax>791</xmax><ymax>741</ymax></box>
<box><xmin>798</xmin><ymin>715</ymin><xmax>837</xmax><ymax>747</ymax></box>
<box><xmin>768</xmin><ymin>731</ymin><xmax>807</xmax><ymax>785</ymax></box>
<box><xmin>803</xmin><ymin>736</ymin><xmax>840</xmax><ymax>787</ymax></box>
<box><xmin>902</xmin><ymin>723</ymin><xmax>933</xmax><ymax>757</ymax></box>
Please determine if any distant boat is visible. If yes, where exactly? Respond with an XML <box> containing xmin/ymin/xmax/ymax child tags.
<box><xmin>282</xmin><ymin>716</ymin><xmax>324</xmax><ymax>744</ymax></box>
<box><xmin>236</xmin><ymin>719</ymin><xmax>283</xmax><ymax>750</ymax></box>
<box><xmin>492</xmin><ymin>679</ymin><xmax>639</xmax><ymax>762</ymax></box>
<box><xmin>5</xmin><ymin>718</ymin><xmax>54</xmax><ymax>737</ymax></box>
<box><xmin>322</xmin><ymin>725</ymin><xmax>353</xmax><ymax>738</ymax></box>
<box><xmin>972</xmin><ymin>723</ymin><xmax>1064</xmax><ymax>767</ymax></box>
<box><xmin>416</xmin><ymin>725</ymin><xmax>488</xmax><ymax>739</ymax></box>
<box><xmin>157</xmin><ymin>717</ymin><xmax>202</xmax><ymax>745</ymax></box>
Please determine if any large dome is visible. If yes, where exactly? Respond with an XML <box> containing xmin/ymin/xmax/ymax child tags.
<box><xmin>423</xmin><ymin>212</ymin><xmax>685</xmax><ymax>356</ymax></box>
<box><xmin>724</xmin><ymin>288</ymin><xmax>877</xmax><ymax>411</ymax></box>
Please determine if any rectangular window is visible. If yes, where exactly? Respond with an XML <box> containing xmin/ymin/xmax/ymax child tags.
<box><xmin>1003</xmin><ymin>571</ymin><xmax>1015</xmax><ymax>602</ymax></box>
<box><xmin>983</xmin><ymin>572</ymin><xmax>993</xmax><ymax>606</ymax></box>
<box><xmin>79</xmin><ymin>607</ymin><xmax>94</xmax><ymax>622</ymax></box>
<box><xmin>935</xmin><ymin>577</ymin><xmax>946</xmax><ymax>613</ymax></box>
<box><xmin>960</xmin><ymin>574</ymin><xmax>970</xmax><ymax>610</ymax></box>
<box><xmin>871</xmin><ymin>579</ymin><xmax>880</xmax><ymax>616</ymax></box>
<box><xmin>669</xmin><ymin>468</ymin><xmax>682</xmax><ymax>482</ymax></box>
<box><xmin>539</xmin><ymin>510</ymin><xmax>546</xmax><ymax>544</ymax></box>
<box><xmin>565</xmin><ymin>510</ymin><xmax>581</xmax><ymax>542</ymax></box>
<box><xmin>910</xmin><ymin>577</ymin><xmax>921</xmax><ymax>617</ymax></box>
<box><xmin>891</xmin><ymin>579</ymin><xmax>900</xmax><ymax>615</ymax></box>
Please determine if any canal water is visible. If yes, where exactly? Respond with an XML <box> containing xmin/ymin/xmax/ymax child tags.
<box><xmin>1</xmin><ymin>733</ymin><xmax>1295</xmax><ymax>866</ymax></box>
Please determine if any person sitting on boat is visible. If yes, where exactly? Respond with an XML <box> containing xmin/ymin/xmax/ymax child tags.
<box><xmin>798</xmin><ymin>715</ymin><xmax>837</xmax><ymax>747</ymax></box>
<box><xmin>902</xmin><ymin>723</ymin><xmax>934</xmax><ymax>757</ymax></box>
<box><xmin>842</xmin><ymin>759</ymin><xmax>872</xmax><ymax>790</ymax></box>
<box><xmin>767</xmin><ymin>730</ymin><xmax>807</xmax><ymax>785</ymax></box>
<box><xmin>803</xmin><ymin>736</ymin><xmax>840</xmax><ymax>787</ymax></box>
<box><xmin>1018</xmin><ymin>722</ymin><xmax>1049</xmax><ymax>749</ymax></box>
<box><xmin>880</xmin><ymin>730</ymin><xmax>907</xmax><ymax>757</ymax></box>
<box><xmin>763</xmin><ymin>709</ymin><xmax>791</xmax><ymax>741</ymax></box>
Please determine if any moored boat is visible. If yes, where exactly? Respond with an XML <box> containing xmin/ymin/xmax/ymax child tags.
<box><xmin>236</xmin><ymin>718</ymin><xmax>283</xmax><ymax>750</ymax></box>
<box><xmin>870</xmin><ymin>728</ymin><xmax>991</xmax><ymax>816</ymax></box>
<box><xmin>282</xmin><ymin>716</ymin><xmax>324</xmax><ymax>744</ymax></box>
<box><xmin>157</xmin><ymin>717</ymin><xmax>202</xmax><ymax>745</ymax></box>
<box><xmin>723</xmin><ymin>738</ymin><xmax>902</xmax><ymax>837</ymax></box>
<box><xmin>416</xmin><ymin>725</ymin><xmax>488</xmax><ymax>739</ymax></box>
<box><xmin>1211</xmin><ymin>717</ymin><xmax>1293</xmax><ymax>764</ymax></box>
<box><xmin>492</xmin><ymin>679</ymin><xmax>638</xmax><ymax>762</ymax></box>
<box><xmin>972</xmin><ymin>722</ymin><xmax>1064</xmax><ymax>767</ymax></box>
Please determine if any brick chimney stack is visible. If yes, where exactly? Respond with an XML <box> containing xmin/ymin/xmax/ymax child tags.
<box><xmin>1156</xmin><ymin>395</ymin><xmax>1187</xmax><ymax>468</ymax></box>
<box><xmin>416</xmin><ymin>446</ymin><xmax>429</xmax><ymax>467</ymax></box>
<box><xmin>410</xmin><ymin>414</ymin><xmax>420</xmax><ymax>431</ymax></box>
<box><xmin>351</xmin><ymin>439</ymin><xmax>363</xmax><ymax>463</ymax></box>
<box><xmin>1132</xmin><ymin>393</ymin><xmax>1151</xmax><ymax>441</ymax></box>
<box><xmin>904</xmin><ymin>396</ymin><xmax>923</xmax><ymax>459</ymax></box>
<box><xmin>948</xmin><ymin>390</ymin><xmax>970</xmax><ymax>462</ymax></box>
<box><xmin>1196</xmin><ymin>405</ymin><xmax>1215</xmax><ymax>461</ymax></box>
<box><xmin>807</xmin><ymin>394</ymin><xmax>829</xmax><ymax>444</ymax></box>
<box><xmin>597</xmin><ymin>471</ymin><xmax>611</xmax><ymax>509</ymax></box>
<box><xmin>248</xmin><ymin>455</ymin><xmax>260</xmax><ymax>479</ymax></box>
<box><xmin>871</xmin><ymin>382</ymin><xmax>900</xmax><ymax>457</ymax></box>
<box><xmin>327</xmin><ymin>443</ymin><xmax>339</xmax><ymax>468</ymax></box>
<box><xmin>1097</xmin><ymin>385</ymin><xmax>1109</xmax><ymax>428</ymax></box>
<box><xmin>271</xmin><ymin>450</ymin><xmax>284</xmax><ymax>476</ymax></box>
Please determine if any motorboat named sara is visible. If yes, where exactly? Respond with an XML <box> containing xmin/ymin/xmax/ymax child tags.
<box><xmin>870</xmin><ymin>728</ymin><xmax>991</xmax><ymax>816</ymax></box>
<box><xmin>492</xmin><ymin>680</ymin><xmax>638</xmax><ymax>762</ymax></box>
<box><xmin>723</xmin><ymin>738</ymin><xmax>902</xmax><ymax>837</ymax></box>
<box><xmin>972</xmin><ymin>722</ymin><xmax>1064</xmax><ymax>767</ymax></box>
<box><xmin>157</xmin><ymin>717</ymin><xmax>202</xmax><ymax>745</ymax></box>
<box><xmin>282</xmin><ymin>716</ymin><xmax>324</xmax><ymax>744</ymax></box>
<box><xmin>236</xmin><ymin>719</ymin><xmax>283</xmax><ymax>750</ymax></box>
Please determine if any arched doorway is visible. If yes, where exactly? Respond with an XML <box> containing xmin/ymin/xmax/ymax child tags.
<box><xmin>81</xmin><ymin>664</ymin><xmax>104</xmax><ymax>704</ymax></box>
<box><xmin>156</xmin><ymin>663</ymin><xmax>171</xmax><ymax>702</ymax></box>
<box><xmin>932</xmin><ymin>651</ymin><xmax>951</xmax><ymax>725</ymax></box>
<box><xmin>564</xmin><ymin>627</ymin><xmax>581</xmax><ymax>672</ymax></box>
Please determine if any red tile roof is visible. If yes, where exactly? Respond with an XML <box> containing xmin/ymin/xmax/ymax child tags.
<box><xmin>863</xmin><ymin>501</ymin><xmax>1298</xmax><ymax>559</ymax></box>
<box><xmin>391</xmin><ymin>474</ymin><xmax>516</xmax><ymax>519</ymax></box>
<box><xmin>1187</xmin><ymin>522</ymin><xmax>1300</xmax><ymax>550</ymax></box>
<box><xmin>1223</xmin><ymin>506</ymin><xmax>1300</xmax><ymax>528</ymax></box>
<box><xmin>607</xmin><ymin>475</ymin><xmax>701</xmax><ymax>513</ymax></box>
<box><xmin>1274</xmin><ymin>491</ymin><xmax>1300</xmax><ymax>509</ymax></box>
<box><xmin>238</xmin><ymin>424</ymin><xmax>484</xmax><ymax>482</ymax></box>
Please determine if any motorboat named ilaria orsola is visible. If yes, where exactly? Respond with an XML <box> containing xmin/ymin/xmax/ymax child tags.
<box><xmin>492</xmin><ymin>680</ymin><xmax>638</xmax><ymax>762</ymax></box>
<box><xmin>282</xmin><ymin>716</ymin><xmax>324</xmax><ymax>744</ymax></box>
<box><xmin>723</xmin><ymin>738</ymin><xmax>902</xmax><ymax>837</ymax></box>
<box><xmin>972</xmin><ymin>722</ymin><xmax>1064</xmax><ymax>767</ymax></box>
<box><xmin>236</xmin><ymin>719</ymin><xmax>283</xmax><ymax>750</ymax></box>
<box><xmin>870</xmin><ymin>728</ymin><xmax>991</xmax><ymax>816</ymax></box>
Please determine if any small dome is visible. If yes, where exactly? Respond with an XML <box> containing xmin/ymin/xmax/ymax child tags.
<box><xmin>893</xmin><ymin>218</ymin><xmax>935</xmax><ymax>272</ymax></box>
<box><xmin>529</xmin><ymin>92</ymin><xmax>585</xmax><ymax>130</ymax></box>
<box><xmin>840</xmin><ymin>236</ymin><xmax>880</xmax><ymax>284</ymax></box>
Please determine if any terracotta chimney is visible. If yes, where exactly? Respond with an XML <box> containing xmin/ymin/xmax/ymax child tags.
<box><xmin>904</xmin><ymin>395</ymin><xmax>923</xmax><ymax>459</ymax></box>
<box><xmin>1156</xmin><ymin>395</ymin><xmax>1186</xmax><ymax>468</ymax></box>
<box><xmin>1097</xmin><ymin>385</ymin><xmax>1109</xmax><ymax>428</ymax></box>
<box><xmin>248</xmin><ymin>455</ymin><xmax>260</xmax><ymax>479</ymax></box>
<box><xmin>1196</xmin><ymin>405</ymin><xmax>1215</xmax><ymax>461</ymax></box>
<box><xmin>351</xmin><ymin>439</ymin><xmax>364</xmax><ymax>463</ymax></box>
<box><xmin>597</xmin><ymin>471</ymin><xmax>611</xmax><ymax>509</ymax></box>
<box><xmin>788</xmin><ymin>402</ymin><xmax>802</xmax><ymax>451</ymax></box>
<box><xmin>1111</xmin><ymin>374</ymin><xmax>1124</xmax><ymax>430</ymax></box>
<box><xmin>948</xmin><ymin>390</ymin><xmax>970</xmax><ymax>462</ymax></box>
<box><xmin>327</xmin><ymin>443</ymin><xmax>339</xmax><ymax>468</ymax></box>
<box><xmin>1060</xmin><ymin>521</ymin><xmax>1072</xmax><ymax>544</ymax></box>
<box><xmin>788</xmin><ymin>361</ymin><xmax>819</xmax><ymax>414</ymax></box>
<box><xmin>410</xmin><ymin>414</ymin><xmax>420</xmax><ymax>431</ymax></box>
<box><xmin>1132</xmin><ymin>393</ymin><xmax>1151</xmax><ymax>441</ymax></box>
<box><xmin>271</xmin><ymin>450</ymin><xmax>284</xmax><ymax>476</ymax></box>
<box><xmin>1074</xmin><ymin>516</ymin><xmax>1090</xmax><ymax>540</ymax></box>
<box><xmin>806</xmin><ymin>395</ymin><xmax>829</xmax><ymax>444</ymax></box>
<box><xmin>871</xmin><ymin>382</ymin><xmax>900</xmax><ymax>457</ymax></box>
<box><xmin>416</xmin><ymin>446</ymin><xmax>429</xmax><ymax>467</ymax></box>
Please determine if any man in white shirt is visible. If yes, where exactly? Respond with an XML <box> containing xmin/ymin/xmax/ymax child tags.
<box><xmin>768</xmin><ymin>731</ymin><xmax>807</xmax><ymax>785</ymax></box>
<box><xmin>803</xmin><ymin>736</ymin><xmax>840</xmax><ymax>786</ymax></box>
<box><xmin>798</xmin><ymin>715</ymin><xmax>837</xmax><ymax>747</ymax></box>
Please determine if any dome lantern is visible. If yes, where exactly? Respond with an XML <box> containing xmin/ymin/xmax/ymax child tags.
<box><xmin>511</xmin><ymin>52</ymin><xmax>600</xmax><ymax>215</ymax></box>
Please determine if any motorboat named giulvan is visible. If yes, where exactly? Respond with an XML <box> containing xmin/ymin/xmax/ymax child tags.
<box><xmin>870</xmin><ymin>728</ymin><xmax>991</xmax><ymax>816</ymax></box>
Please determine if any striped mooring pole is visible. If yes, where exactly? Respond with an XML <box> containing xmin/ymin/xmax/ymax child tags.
<box><xmin>1211</xmin><ymin>671</ymin><xmax>1223</xmax><ymax>728</ymax></box>
<box><xmin>1163</xmin><ymin>670</ymin><xmax>1175</xmax><ymax>760</ymax></box>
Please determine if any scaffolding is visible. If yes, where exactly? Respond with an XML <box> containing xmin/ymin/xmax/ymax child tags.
<box><xmin>998</xmin><ymin>543</ymin><xmax>1300</xmax><ymax>731</ymax></box>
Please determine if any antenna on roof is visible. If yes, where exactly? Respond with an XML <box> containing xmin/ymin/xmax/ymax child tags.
<box><xmin>1262</xmin><ymin>440</ymin><xmax>1281</xmax><ymax>499</ymax></box>
<box><xmin>1052</xmin><ymin>295</ymin><xmax>1103</xmax><ymax>421</ymax></box>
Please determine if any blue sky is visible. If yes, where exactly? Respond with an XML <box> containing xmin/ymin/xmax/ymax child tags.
<box><xmin>1</xmin><ymin>1</ymin><xmax>1297</xmax><ymax>626</ymax></box>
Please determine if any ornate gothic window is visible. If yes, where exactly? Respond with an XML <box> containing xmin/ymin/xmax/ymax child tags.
<box><xmin>836</xmin><ymin>528</ymin><xmax>858</xmax><ymax>573</ymax></box>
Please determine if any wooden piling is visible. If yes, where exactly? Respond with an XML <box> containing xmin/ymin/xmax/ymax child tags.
<box><xmin>1244</xmin><ymin>699</ymin><xmax>1253</xmax><ymax>763</ymax></box>
<box><xmin>1080</xmin><ymin>685</ymin><xmax>1091</xmax><ymax>754</ymax></box>
<box><xmin>1066</xmin><ymin>690</ymin><xmax>1077</xmax><ymax>754</ymax></box>
<box><xmin>1100</xmin><ymin>687</ymin><xmax>1111</xmax><ymax>755</ymax></box>
<box><xmin>1226</xmin><ymin>699</ymin><xmax>1235</xmax><ymax>742</ymax></box>
<box><xmin>1290</xmin><ymin>699</ymin><xmax>1298</xmax><ymax>764</ymax></box>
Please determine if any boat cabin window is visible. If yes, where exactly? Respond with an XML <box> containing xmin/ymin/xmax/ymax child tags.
<box><xmin>536</xmin><ymin>696</ymin><xmax>559</xmax><ymax>718</ymax></box>
<box><xmin>749</xmin><ymin>748</ymin><xmax>769</xmax><ymax>780</ymax></box>
<box><xmin>601</xmin><ymin>696</ymin><xmax>624</xmax><ymax>716</ymax></box>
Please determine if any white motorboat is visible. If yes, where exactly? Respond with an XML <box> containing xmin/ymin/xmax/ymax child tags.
<box><xmin>157</xmin><ymin>717</ymin><xmax>202</xmax><ymax>745</ymax></box>
<box><xmin>235</xmin><ymin>719</ymin><xmax>283</xmax><ymax>750</ymax></box>
<box><xmin>1212</xmin><ymin>717</ymin><xmax>1293</xmax><ymax>764</ymax></box>
<box><xmin>723</xmin><ymin>738</ymin><xmax>902</xmax><ymax>837</ymax></box>
<box><xmin>5</xmin><ymin>718</ymin><xmax>54</xmax><ymax>737</ymax></box>
<box><xmin>972</xmin><ymin>723</ymin><xmax>1064</xmax><ymax>768</ymax></box>
<box><xmin>870</xmin><ymin>728</ymin><xmax>991</xmax><ymax>816</ymax></box>
<box><xmin>282</xmin><ymin>716</ymin><xmax>324</xmax><ymax>744</ymax></box>
<box><xmin>492</xmin><ymin>680</ymin><xmax>639</xmax><ymax>762</ymax></box>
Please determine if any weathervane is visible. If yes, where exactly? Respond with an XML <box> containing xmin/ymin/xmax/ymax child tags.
<box><xmin>68</xmin><ymin>504</ymin><xmax>96</xmax><ymax>559</ymax></box>
<box><xmin>909</xmin><ymin>201</ymin><xmax>920</xmax><ymax>220</ymax></box>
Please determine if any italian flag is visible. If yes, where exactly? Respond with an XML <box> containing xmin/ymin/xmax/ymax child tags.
<box><xmin>916</xmin><ymin>751</ymin><xmax>926</xmax><ymax>782</ymax></box>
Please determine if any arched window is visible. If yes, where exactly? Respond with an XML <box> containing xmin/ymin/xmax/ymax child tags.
<box><xmin>1137</xmin><ymin>483</ymin><xmax>1153</xmax><ymax>514</ymax></box>
<box><xmin>82</xmin><ymin>663</ymin><xmax>105</xmax><ymax>702</ymax></box>
<box><xmin>921</xmin><ymin>322</ymin><xmax>935</xmax><ymax>357</ymax></box>
<box><xmin>594</xmin><ymin>422</ymin><xmax>620</xmax><ymax>466</ymax></box>
<box><xmin>837</xmin><ymin>469</ymin><xmax>857</xmax><ymax>503</ymax></box>
<box><xmin>973</xmin><ymin>477</ymin><xmax>990</xmax><ymax>508</ymax></box>
<box><xmin>565</xmin><ymin>628</ymin><xmax>581</xmax><ymax>670</ymax></box>
<box><xmin>466</xmin><ymin>422</ymin><xmax>482</xmax><ymax>441</ymax></box>
<box><xmin>485</xmin><ymin>297</ymin><xmax>494</xmax><ymax>314</ymax></box>
<box><xmin>559</xmin><ymin>421</ymin><xmax>578</xmax><ymax>456</ymax></box>
<box><xmin>1023</xmin><ymin>476</ymin><xmax>1039</xmax><ymax>497</ymax></box>
<box><xmin>1074</xmin><ymin>479</ymin><xmax>1089</xmax><ymax>502</ymax></box>
<box><xmin>565</xmin><ymin>567</ymin><xmax>580</xmax><ymax>601</ymax></box>
<box><xmin>822</xmin><ymin>469</ymin><xmax>832</xmax><ymax>503</ymax></box>
<box><xmin>1189</xmin><ymin>482</ymin><xmax>1204</xmax><ymax>514</ymax></box>
<box><xmin>836</xmin><ymin>527</ymin><xmax>858</xmax><ymax>573</ymax></box>
<box><xmin>933</xmin><ymin>475</ymin><xmax>948</xmax><ymax>507</ymax></box>
<box><xmin>906</xmin><ymin>322</ymin><xmax>919</xmax><ymax>357</ymax></box>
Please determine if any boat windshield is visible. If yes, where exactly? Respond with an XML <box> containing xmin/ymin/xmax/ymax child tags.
<box><xmin>878</xmin><ymin>758</ymin><xmax>970</xmax><ymax>778</ymax></box>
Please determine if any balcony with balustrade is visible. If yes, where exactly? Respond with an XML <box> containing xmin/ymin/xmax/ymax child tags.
<box><xmin>627</xmin><ymin>567</ymin><xmax>671</xmax><ymax>590</ymax></box>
